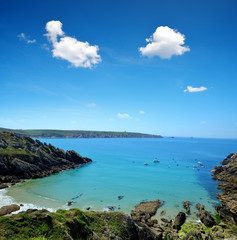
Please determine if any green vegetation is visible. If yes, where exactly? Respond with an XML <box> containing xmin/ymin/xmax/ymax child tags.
<box><xmin>214</xmin><ymin>211</ymin><xmax>222</xmax><ymax>224</ymax></box>
<box><xmin>0</xmin><ymin>209</ymin><xmax>136</xmax><ymax>240</ymax></box>
<box><xmin>0</xmin><ymin>132</ymin><xmax>30</xmax><ymax>156</ymax></box>
<box><xmin>0</xmin><ymin>127</ymin><xmax>162</xmax><ymax>138</ymax></box>
<box><xmin>0</xmin><ymin>148</ymin><xmax>29</xmax><ymax>155</ymax></box>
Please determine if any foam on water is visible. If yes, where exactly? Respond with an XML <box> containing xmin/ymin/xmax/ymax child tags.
<box><xmin>0</xmin><ymin>188</ymin><xmax>55</xmax><ymax>214</ymax></box>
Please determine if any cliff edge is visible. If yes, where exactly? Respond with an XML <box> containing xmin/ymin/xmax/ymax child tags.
<box><xmin>0</xmin><ymin>132</ymin><xmax>92</xmax><ymax>184</ymax></box>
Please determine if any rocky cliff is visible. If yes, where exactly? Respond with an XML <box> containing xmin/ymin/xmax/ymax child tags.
<box><xmin>0</xmin><ymin>132</ymin><xmax>92</xmax><ymax>184</ymax></box>
<box><xmin>212</xmin><ymin>152</ymin><xmax>237</xmax><ymax>228</ymax></box>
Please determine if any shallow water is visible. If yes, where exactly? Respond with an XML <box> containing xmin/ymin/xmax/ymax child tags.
<box><xmin>3</xmin><ymin>137</ymin><xmax>237</xmax><ymax>220</ymax></box>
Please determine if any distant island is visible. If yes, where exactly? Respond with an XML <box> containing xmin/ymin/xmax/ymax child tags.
<box><xmin>0</xmin><ymin>127</ymin><xmax>162</xmax><ymax>139</ymax></box>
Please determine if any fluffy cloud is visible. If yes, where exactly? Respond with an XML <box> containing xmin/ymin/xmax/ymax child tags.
<box><xmin>139</xmin><ymin>110</ymin><xmax>145</xmax><ymax>114</ymax></box>
<box><xmin>45</xmin><ymin>20</ymin><xmax>101</xmax><ymax>68</ymax></box>
<box><xmin>45</xmin><ymin>21</ymin><xmax>64</xmax><ymax>43</ymax></box>
<box><xmin>18</xmin><ymin>33</ymin><xmax>36</xmax><ymax>44</ymax></box>
<box><xmin>139</xmin><ymin>26</ymin><xmax>190</xmax><ymax>59</ymax></box>
<box><xmin>117</xmin><ymin>113</ymin><xmax>132</xmax><ymax>119</ymax></box>
<box><xmin>184</xmin><ymin>86</ymin><xmax>207</xmax><ymax>93</ymax></box>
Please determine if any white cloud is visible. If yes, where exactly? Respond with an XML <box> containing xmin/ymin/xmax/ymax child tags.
<box><xmin>45</xmin><ymin>20</ymin><xmax>101</xmax><ymax>68</ymax></box>
<box><xmin>139</xmin><ymin>110</ymin><xmax>145</xmax><ymax>114</ymax></box>
<box><xmin>18</xmin><ymin>33</ymin><xmax>36</xmax><ymax>44</ymax></box>
<box><xmin>117</xmin><ymin>113</ymin><xmax>132</xmax><ymax>119</ymax></box>
<box><xmin>184</xmin><ymin>86</ymin><xmax>207</xmax><ymax>93</ymax></box>
<box><xmin>87</xmin><ymin>103</ymin><xmax>96</xmax><ymax>107</ymax></box>
<box><xmin>139</xmin><ymin>26</ymin><xmax>190</xmax><ymax>59</ymax></box>
<box><xmin>45</xmin><ymin>21</ymin><xmax>64</xmax><ymax>43</ymax></box>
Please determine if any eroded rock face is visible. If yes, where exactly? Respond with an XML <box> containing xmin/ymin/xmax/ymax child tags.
<box><xmin>0</xmin><ymin>132</ymin><xmax>92</xmax><ymax>183</ymax></box>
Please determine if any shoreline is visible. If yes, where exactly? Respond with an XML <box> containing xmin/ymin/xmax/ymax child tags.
<box><xmin>1</xmin><ymin>177</ymin><xmax>218</xmax><ymax>223</ymax></box>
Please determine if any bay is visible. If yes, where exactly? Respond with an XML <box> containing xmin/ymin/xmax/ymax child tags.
<box><xmin>3</xmin><ymin>137</ymin><xmax>237</xmax><ymax>220</ymax></box>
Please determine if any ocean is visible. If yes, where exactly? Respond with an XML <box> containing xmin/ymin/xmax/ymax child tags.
<box><xmin>1</xmin><ymin>137</ymin><xmax>237</xmax><ymax>220</ymax></box>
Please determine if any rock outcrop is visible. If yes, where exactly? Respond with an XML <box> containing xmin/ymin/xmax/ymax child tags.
<box><xmin>0</xmin><ymin>204</ymin><xmax>20</xmax><ymax>216</ymax></box>
<box><xmin>212</xmin><ymin>152</ymin><xmax>237</xmax><ymax>225</ymax></box>
<box><xmin>173</xmin><ymin>212</ymin><xmax>186</xmax><ymax>230</ymax></box>
<box><xmin>131</xmin><ymin>199</ymin><xmax>162</xmax><ymax>225</ymax></box>
<box><xmin>197</xmin><ymin>204</ymin><xmax>215</xmax><ymax>227</ymax></box>
<box><xmin>183</xmin><ymin>200</ymin><xmax>190</xmax><ymax>214</ymax></box>
<box><xmin>0</xmin><ymin>132</ymin><xmax>92</xmax><ymax>183</ymax></box>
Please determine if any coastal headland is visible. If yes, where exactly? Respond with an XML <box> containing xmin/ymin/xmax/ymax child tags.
<box><xmin>0</xmin><ymin>132</ymin><xmax>92</xmax><ymax>184</ymax></box>
<box><xmin>0</xmin><ymin>127</ymin><xmax>162</xmax><ymax>139</ymax></box>
<box><xmin>0</xmin><ymin>132</ymin><xmax>236</xmax><ymax>239</ymax></box>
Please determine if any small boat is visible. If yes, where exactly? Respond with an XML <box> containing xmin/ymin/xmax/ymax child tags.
<box><xmin>144</xmin><ymin>163</ymin><xmax>149</xmax><ymax>165</ymax></box>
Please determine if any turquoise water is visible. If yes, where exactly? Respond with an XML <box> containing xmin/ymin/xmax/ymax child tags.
<box><xmin>4</xmin><ymin>137</ymin><xmax>237</xmax><ymax>220</ymax></box>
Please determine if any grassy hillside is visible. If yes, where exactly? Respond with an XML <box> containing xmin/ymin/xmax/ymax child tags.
<box><xmin>0</xmin><ymin>208</ymin><xmax>138</xmax><ymax>240</ymax></box>
<box><xmin>0</xmin><ymin>127</ymin><xmax>162</xmax><ymax>138</ymax></box>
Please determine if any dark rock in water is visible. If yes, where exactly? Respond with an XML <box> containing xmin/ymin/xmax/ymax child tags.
<box><xmin>86</xmin><ymin>207</ymin><xmax>91</xmax><ymax>211</ymax></box>
<box><xmin>160</xmin><ymin>210</ymin><xmax>166</xmax><ymax>216</ymax></box>
<box><xmin>183</xmin><ymin>200</ymin><xmax>191</xmax><ymax>214</ymax></box>
<box><xmin>0</xmin><ymin>204</ymin><xmax>20</xmax><ymax>216</ymax></box>
<box><xmin>68</xmin><ymin>201</ymin><xmax>73</xmax><ymax>206</ymax></box>
<box><xmin>20</xmin><ymin>204</ymin><xmax>24</xmax><ymax>207</ymax></box>
<box><xmin>0</xmin><ymin>183</ymin><xmax>8</xmax><ymax>189</ymax></box>
<box><xmin>199</xmin><ymin>210</ymin><xmax>215</xmax><ymax>227</ymax></box>
<box><xmin>107</xmin><ymin>206</ymin><xmax>115</xmax><ymax>211</ymax></box>
<box><xmin>118</xmin><ymin>195</ymin><xmax>124</xmax><ymax>200</ymax></box>
<box><xmin>196</xmin><ymin>203</ymin><xmax>205</xmax><ymax>211</ymax></box>
<box><xmin>131</xmin><ymin>199</ymin><xmax>163</xmax><ymax>224</ymax></box>
<box><xmin>197</xmin><ymin>205</ymin><xmax>215</xmax><ymax>227</ymax></box>
<box><xmin>173</xmin><ymin>212</ymin><xmax>186</xmax><ymax>230</ymax></box>
<box><xmin>0</xmin><ymin>132</ymin><xmax>92</xmax><ymax>183</ymax></box>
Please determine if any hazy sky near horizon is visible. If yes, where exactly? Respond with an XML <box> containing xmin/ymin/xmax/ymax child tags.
<box><xmin>0</xmin><ymin>0</ymin><xmax>237</xmax><ymax>138</ymax></box>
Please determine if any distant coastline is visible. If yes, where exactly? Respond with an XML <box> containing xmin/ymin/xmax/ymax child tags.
<box><xmin>0</xmin><ymin>127</ymin><xmax>162</xmax><ymax>139</ymax></box>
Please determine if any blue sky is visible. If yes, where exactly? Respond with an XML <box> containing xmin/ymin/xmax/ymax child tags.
<box><xmin>0</xmin><ymin>0</ymin><xmax>236</xmax><ymax>138</ymax></box>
